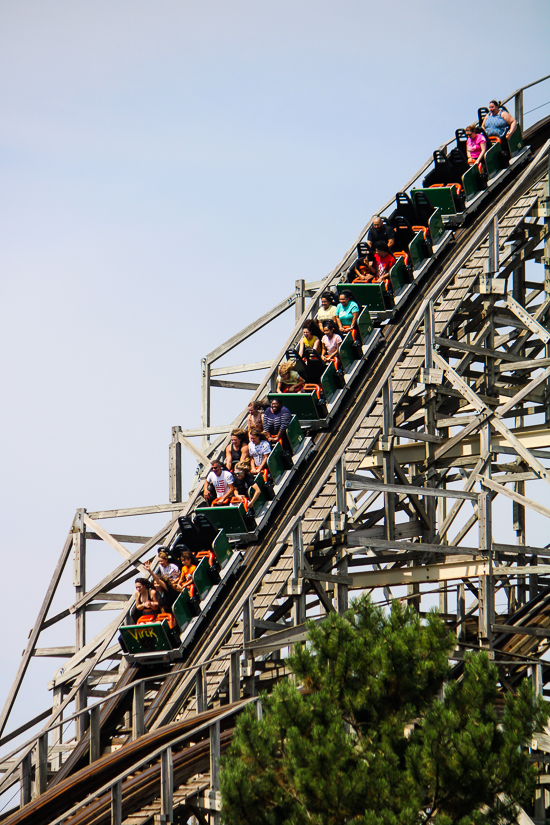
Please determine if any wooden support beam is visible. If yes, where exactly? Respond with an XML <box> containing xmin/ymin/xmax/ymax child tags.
<box><xmin>206</xmin><ymin>292</ymin><xmax>295</xmax><ymax>364</ymax></box>
<box><xmin>345</xmin><ymin>474</ymin><xmax>478</xmax><ymax>500</ymax></box>
<box><xmin>210</xmin><ymin>360</ymin><xmax>272</xmax><ymax>376</ymax></box>
<box><xmin>210</xmin><ymin>379</ymin><xmax>260</xmax><ymax>391</ymax></box>
<box><xmin>177</xmin><ymin>431</ymin><xmax>212</xmax><ymax>468</ymax></box>
<box><xmin>350</xmin><ymin>560</ymin><xmax>490</xmax><ymax>589</ymax></box>
<box><xmin>481</xmin><ymin>475</ymin><xmax>550</xmax><ymax>520</ymax></box>
<box><xmin>89</xmin><ymin>704</ymin><xmax>100</xmax><ymax>764</ymax></box>
<box><xmin>345</xmin><ymin>536</ymin><xmax>482</xmax><ymax>557</ymax></box>
<box><xmin>88</xmin><ymin>503</ymin><xmax>181</xmax><ymax>519</ymax></box>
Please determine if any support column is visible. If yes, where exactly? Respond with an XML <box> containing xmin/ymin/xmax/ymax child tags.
<box><xmin>50</xmin><ymin>686</ymin><xmax>64</xmax><ymax>771</ymax></box>
<box><xmin>196</xmin><ymin>667</ymin><xmax>207</xmax><ymax>714</ymax></box>
<box><xmin>514</xmin><ymin>89</ymin><xmax>523</xmax><ymax>132</ymax></box>
<box><xmin>478</xmin><ymin>424</ymin><xmax>493</xmax><ymax>648</ymax></box>
<box><xmin>132</xmin><ymin>681</ymin><xmax>145</xmax><ymax>740</ymax></box>
<box><xmin>335</xmin><ymin>551</ymin><xmax>348</xmax><ymax>614</ymax></box>
<box><xmin>20</xmin><ymin>753</ymin><xmax>31</xmax><ymax>808</ymax></box>
<box><xmin>423</xmin><ymin>301</ymin><xmax>436</xmax><ymax>544</ymax></box>
<box><xmin>382</xmin><ymin>379</ymin><xmax>394</xmax><ymax>541</ymax></box>
<box><xmin>333</xmin><ymin>457</ymin><xmax>346</xmax><ymax>533</ymax></box>
<box><xmin>229</xmin><ymin>651</ymin><xmax>240</xmax><ymax>704</ymax></box>
<box><xmin>210</xmin><ymin>721</ymin><xmax>221</xmax><ymax>825</ymax></box>
<box><xmin>161</xmin><ymin>747</ymin><xmax>174</xmax><ymax>824</ymax></box>
<box><xmin>457</xmin><ymin>583</ymin><xmax>466</xmax><ymax>642</ymax></box>
<box><xmin>90</xmin><ymin>704</ymin><xmax>101</xmax><ymax>763</ymax></box>
<box><xmin>73</xmin><ymin>512</ymin><xmax>86</xmax><ymax>656</ymax></box>
<box><xmin>295</xmin><ymin>279</ymin><xmax>305</xmax><ymax>323</ymax></box>
<box><xmin>242</xmin><ymin>597</ymin><xmax>255</xmax><ymax>697</ymax></box>
<box><xmin>169</xmin><ymin>427</ymin><xmax>182</xmax><ymax>504</ymax></box>
<box><xmin>292</xmin><ymin>525</ymin><xmax>305</xmax><ymax>626</ymax></box>
<box><xmin>201</xmin><ymin>357</ymin><xmax>211</xmax><ymax>454</ymax></box>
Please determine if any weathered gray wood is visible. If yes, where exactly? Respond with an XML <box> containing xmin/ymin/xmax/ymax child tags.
<box><xmin>161</xmin><ymin>746</ymin><xmax>173</xmax><ymax>822</ymax></box>
<box><xmin>345</xmin><ymin>474</ymin><xmax>478</xmax><ymax>500</ymax></box>
<box><xmin>34</xmin><ymin>732</ymin><xmax>48</xmax><ymax>797</ymax></box>
<box><xmin>132</xmin><ymin>682</ymin><xmax>145</xmax><ymax>740</ymax></box>
<box><xmin>346</xmin><ymin>536</ymin><xmax>482</xmax><ymax>557</ymax></box>
<box><xmin>180</xmin><ymin>424</ymin><xmax>233</xmax><ymax>437</ymax></box>
<box><xmin>196</xmin><ymin>667</ymin><xmax>207</xmax><ymax>715</ymax></box>
<box><xmin>481</xmin><ymin>475</ymin><xmax>550</xmax><ymax>520</ymax></box>
<box><xmin>210</xmin><ymin>721</ymin><xmax>221</xmax><ymax>791</ymax></box>
<box><xmin>169</xmin><ymin>427</ymin><xmax>182</xmax><ymax>504</ymax></box>
<box><xmin>34</xmin><ymin>647</ymin><xmax>76</xmax><ymax>657</ymax></box>
<box><xmin>497</xmin><ymin>365</ymin><xmax>550</xmax><ymax>415</ymax></box>
<box><xmin>20</xmin><ymin>753</ymin><xmax>31</xmax><ymax>807</ymax></box>
<box><xmin>497</xmin><ymin>356</ymin><xmax>550</xmax><ymax>372</ymax></box>
<box><xmin>111</xmin><ymin>779</ymin><xmax>122</xmax><ymax>825</ymax></box>
<box><xmin>390</xmin><ymin>427</ymin><xmax>443</xmax><ymax>444</ymax></box>
<box><xmin>85</xmin><ymin>533</ymin><xmax>151</xmax><ymax>544</ymax></box>
<box><xmin>492</xmin><ymin>623</ymin><xmax>550</xmax><ymax>638</ymax></box>
<box><xmin>89</xmin><ymin>703</ymin><xmax>101</xmax><ymax>763</ymax></box>
<box><xmin>0</xmin><ymin>529</ymin><xmax>73</xmax><ymax>738</ymax></box>
<box><xmin>177</xmin><ymin>431</ymin><xmax>212</xmax><ymax>468</ymax></box>
<box><xmin>206</xmin><ymin>292</ymin><xmax>296</xmax><ymax>365</ymax></box>
<box><xmin>88</xmin><ymin>503</ymin><xmax>179</xmax><ymax>520</ymax></box>
<box><xmin>229</xmin><ymin>651</ymin><xmax>240</xmax><ymax>704</ymax></box>
<box><xmin>210</xmin><ymin>379</ymin><xmax>260</xmax><ymax>391</ymax></box>
<box><xmin>350</xmin><ymin>560</ymin><xmax>490</xmax><ymax>589</ymax></box>
<box><xmin>506</xmin><ymin>294</ymin><xmax>550</xmax><ymax>344</ymax></box>
<box><xmin>210</xmin><ymin>360</ymin><xmax>272</xmax><ymax>377</ymax></box>
<box><xmin>300</xmin><ymin>569</ymin><xmax>353</xmax><ymax>586</ymax></box>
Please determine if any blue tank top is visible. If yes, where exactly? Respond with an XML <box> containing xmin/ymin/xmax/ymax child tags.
<box><xmin>484</xmin><ymin>110</ymin><xmax>508</xmax><ymax>138</ymax></box>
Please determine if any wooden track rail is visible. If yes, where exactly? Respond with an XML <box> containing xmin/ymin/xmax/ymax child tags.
<box><xmin>2</xmin><ymin>78</ymin><xmax>550</xmax><ymax>823</ymax></box>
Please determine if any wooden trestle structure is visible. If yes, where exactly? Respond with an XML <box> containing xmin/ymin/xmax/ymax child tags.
<box><xmin>2</xmin><ymin>78</ymin><xmax>550</xmax><ymax>824</ymax></box>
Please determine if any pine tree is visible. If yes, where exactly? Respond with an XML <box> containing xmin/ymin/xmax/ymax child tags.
<box><xmin>220</xmin><ymin>596</ymin><xmax>547</xmax><ymax>825</ymax></box>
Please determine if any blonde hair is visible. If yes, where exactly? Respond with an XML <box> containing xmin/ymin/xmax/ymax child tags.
<box><xmin>278</xmin><ymin>358</ymin><xmax>295</xmax><ymax>376</ymax></box>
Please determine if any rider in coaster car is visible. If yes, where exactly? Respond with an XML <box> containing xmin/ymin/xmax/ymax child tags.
<box><xmin>276</xmin><ymin>359</ymin><xmax>306</xmax><ymax>393</ymax></box>
<box><xmin>203</xmin><ymin>460</ymin><xmax>235</xmax><ymax>507</ymax></box>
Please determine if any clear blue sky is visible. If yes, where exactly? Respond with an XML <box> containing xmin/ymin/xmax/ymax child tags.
<box><xmin>1</xmin><ymin>1</ymin><xmax>549</xmax><ymax>733</ymax></box>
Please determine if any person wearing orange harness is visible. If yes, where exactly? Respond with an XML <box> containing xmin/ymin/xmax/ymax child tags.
<box><xmin>175</xmin><ymin>551</ymin><xmax>197</xmax><ymax>594</ymax></box>
<box><xmin>132</xmin><ymin>577</ymin><xmax>162</xmax><ymax>622</ymax></box>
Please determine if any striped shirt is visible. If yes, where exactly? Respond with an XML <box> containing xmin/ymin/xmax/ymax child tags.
<box><xmin>263</xmin><ymin>406</ymin><xmax>292</xmax><ymax>435</ymax></box>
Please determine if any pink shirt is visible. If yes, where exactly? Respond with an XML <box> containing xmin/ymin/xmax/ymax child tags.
<box><xmin>322</xmin><ymin>333</ymin><xmax>342</xmax><ymax>358</ymax></box>
<box><xmin>467</xmin><ymin>133</ymin><xmax>486</xmax><ymax>159</ymax></box>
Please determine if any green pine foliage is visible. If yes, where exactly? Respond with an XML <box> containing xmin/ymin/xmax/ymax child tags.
<box><xmin>220</xmin><ymin>596</ymin><xmax>547</xmax><ymax>825</ymax></box>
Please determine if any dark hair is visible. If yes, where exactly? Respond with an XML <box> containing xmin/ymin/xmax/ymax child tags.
<box><xmin>340</xmin><ymin>289</ymin><xmax>354</xmax><ymax>301</ymax></box>
<box><xmin>321</xmin><ymin>291</ymin><xmax>337</xmax><ymax>305</ymax></box>
<box><xmin>135</xmin><ymin>577</ymin><xmax>150</xmax><ymax>588</ymax></box>
<box><xmin>323</xmin><ymin>320</ymin><xmax>337</xmax><ymax>333</ymax></box>
<box><xmin>302</xmin><ymin>319</ymin><xmax>322</xmax><ymax>339</ymax></box>
<box><xmin>180</xmin><ymin>550</ymin><xmax>198</xmax><ymax>565</ymax></box>
<box><xmin>374</xmin><ymin>241</ymin><xmax>389</xmax><ymax>253</ymax></box>
<box><xmin>489</xmin><ymin>99</ymin><xmax>500</xmax><ymax>108</ymax></box>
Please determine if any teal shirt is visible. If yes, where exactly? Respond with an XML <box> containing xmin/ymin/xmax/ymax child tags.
<box><xmin>337</xmin><ymin>300</ymin><xmax>359</xmax><ymax>326</ymax></box>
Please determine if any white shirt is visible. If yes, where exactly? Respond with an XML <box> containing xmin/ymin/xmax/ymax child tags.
<box><xmin>207</xmin><ymin>469</ymin><xmax>234</xmax><ymax>497</ymax></box>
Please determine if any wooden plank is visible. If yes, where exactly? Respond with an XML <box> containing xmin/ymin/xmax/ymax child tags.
<box><xmin>497</xmin><ymin>357</ymin><xmax>550</xmax><ymax>372</ymax></box>
<box><xmin>497</xmin><ymin>366</ymin><xmax>550</xmax><ymax>416</ymax></box>
<box><xmin>34</xmin><ymin>647</ymin><xmax>76</xmax><ymax>657</ymax></box>
<box><xmin>350</xmin><ymin>560</ymin><xmax>490</xmax><ymax>589</ymax></box>
<box><xmin>345</xmin><ymin>474</ymin><xmax>478</xmax><ymax>500</ymax></box>
<box><xmin>506</xmin><ymin>293</ymin><xmax>550</xmax><ymax>344</ymax></box>
<box><xmin>390</xmin><ymin>427</ymin><xmax>443</xmax><ymax>444</ymax></box>
<box><xmin>481</xmin><ymin>476</ymin><xmax>550</xmax><ymax>521</ymax></box>
<box><xmin>82</xmin><ymin>514</ymin><xmax>148</xmax><ymax>572</ymax></box>
<box><xmin>210</xmin><ymin>379</ymin><xmax>260</xmax><ymax>391</ymax></box>
<box><xmin>210</xmin><ymin>360</ymin><xmax>272</xmax><ymax>376</ymax></box>
<box><xmin>346</xmin><ymin>536</ymin><xmax>482</xmax><ymax>557</ymax></box>
<box><xmin>300</xmin><ymin>569</ymin><xmax>353</xmax><ymax>586</ymax></box>
<box><xmin>88</xmin><ymin>503</ymin><xmax>182</xmax><ymax>519</ymax></box>
<box><xmin>177</xmin><ymin>432</ymin><xmax>212</xmax><ymax>467</ymax></box>
<box><xmin>85</xmin><ymin>533</ymin><xmax>151</xmax><ymax>544</ymax></box>
<box><xmin>492</xmin><ymin>623</ymin><xmax>550</xmax><ymax>638</ymax></box>
<box><xmin>0</xmin><ymin>530</ymin><xmax>73</xmax><ymax>737</ymax></box>
<box><xmin>206</xmin><ymin>293</ymin><xmax>296</xmax><ymax>364</ymax></box>
<box><xmin>434</xmin><ymin>336</ymin><xmax>530</xmax><ymax>362</ymax></box>
<box><xmin>180</xmin><ymin>425</ymin><xmax>233</xmax><ymax>438</ymax></box>
<box><xmin>490</xmin><ymin>417</ymin><xmax>550</xmax><ymax>486</ymax></box>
